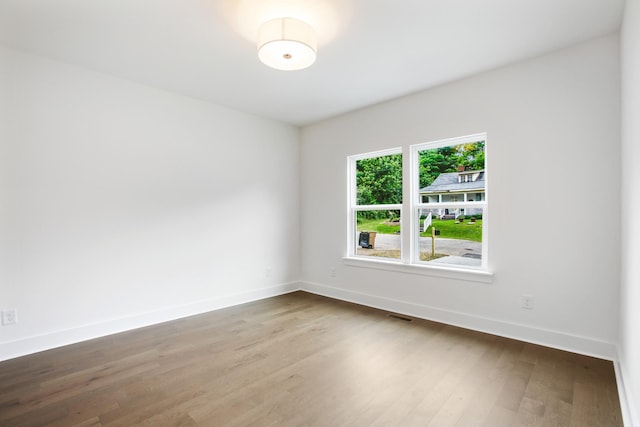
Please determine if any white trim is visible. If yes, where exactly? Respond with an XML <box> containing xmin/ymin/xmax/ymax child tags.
<box><xmin>416</xmin><ymin>201</ymin><xmax>486</xmax><ymax>209</ymax></box>
<box><xmin>347</xmin><ymin>155</ymin><xmax>355</xmax><ymax>256</ymax></box>
<box><xmin>0</xmin><ymin>282</ymin><xmax>300</xmax><ymax>362</ymax></box>
<box><xmin>403</xmin><ymin>145</ymin><xmax>413</xmax><ymax>263</ymax></box>
<box><xmin>300</xmin><ymin>281</ymin><xmax>617</xmax><ymax>361</ymax></box>
<box><xmin>615</xmin><ymin>348</ymin><xmax>638</xmax><ymax>427</ymax></box>
<box><xmin>347</xmin><ymin>147</ymin><xmax>403</xmax><ymax>258</ymax></box>
<box><xmin>353</xmin><ymin>204</ymin><xmax>403</xmax><ymax>211</ymax></box>
<box><xmin>343</xmin><ymin>256</ymin><xmax>493</xmax><ymax>283</ymax></box>
<box><xmin>412</xmin><ymin>133</ymin><xmax>488</xmax><ymax>271</ymax></box>
<box><xmin>347</xmin><ymin>146</ymin><xmax>402</xmax><ymax>161</ymax></box>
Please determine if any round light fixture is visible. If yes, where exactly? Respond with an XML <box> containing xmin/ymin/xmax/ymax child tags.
<box><xmin>257</xmin><ymin>18</ymin><xmax>317</xmax><ymax>71</ymax></box>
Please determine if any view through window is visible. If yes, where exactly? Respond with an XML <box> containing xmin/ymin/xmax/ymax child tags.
<box><xmin>415</xmin><ymin>138</ymin><xmax>486</xmax><ymax>268</ymax></box>
<box><xmin>351</xmin><ymin>149</ymin><xmax>402</xmax><ymax>260</ymax></box>
<box><xmin>348</xmin><ymin>134</ymin><xmax>487</xmax><ymax>271</ymax></box>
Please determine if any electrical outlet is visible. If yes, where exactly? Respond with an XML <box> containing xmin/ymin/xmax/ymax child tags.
<box><xmin>265</xmin><ymin>267</ymin><xmax>272</xmax><ymax>278</ymax></box>
<box><xmin>330</xmin><ymin>268</ymin><xmax>336</xmax><ymax>278</ymax></box>
<box><xmin>521</xmin><ymin>295</ymin><xmax>534</xmax><ymax>310</ymax></box>
<box><xmin>2</xmin><ymin>309</ymin><xmax>17</xmax><ymax>325</ymax></box>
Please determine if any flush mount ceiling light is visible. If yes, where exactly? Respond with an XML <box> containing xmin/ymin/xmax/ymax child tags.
<box><xmin>257</xmin><ymin>17</ymin><xmax>317</xmax><ymax>71</ymax></box>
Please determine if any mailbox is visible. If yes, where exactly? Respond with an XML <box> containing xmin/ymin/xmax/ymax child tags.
<box><xmin>434</xmin><ymin>229</ymin><xmax>441</xmax><ymax>236</ymax></box>
<box><xmin>359</xmin><ymin>232</ymin><xmax>370</xmax><ymax>248</ymax></box>
<box><xmin>358</xmin><ymin>232</ymin><xmax>377</xmax><ymax>249</ymax></box>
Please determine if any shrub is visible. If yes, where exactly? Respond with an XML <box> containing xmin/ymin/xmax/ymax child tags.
<box><xmin>387</xmin><ymin>211</ymin><xmax>400</xmax><ymax>222</ymax></box>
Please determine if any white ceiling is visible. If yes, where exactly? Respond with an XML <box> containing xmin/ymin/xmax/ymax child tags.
<box><xmin>0</xmin><ymin>0</ymin><xmax>624</xmax><ymax>126</ymax></box>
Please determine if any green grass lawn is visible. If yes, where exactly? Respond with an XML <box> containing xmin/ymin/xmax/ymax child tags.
<box><xmin>357</xmin><ymin>218</ymin><xmax>482</xmax><ymax>242</ymax></box>
<box><xmin>356</xmin><ymin>218</ymin><xmax>401</xmax><ymax>234</ymax></box>
<box><xmin>422</xmin><ymin>219</ymin><xmax>482</xmax><ymax>242</ymax></box>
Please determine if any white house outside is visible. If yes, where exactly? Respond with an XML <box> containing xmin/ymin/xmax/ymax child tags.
<box><xmin>419</xmin><ymin>167</ymin><xmax>485</xmax><ymax>221</ymax></box>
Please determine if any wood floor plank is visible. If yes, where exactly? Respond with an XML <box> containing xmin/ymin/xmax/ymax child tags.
<box><xmin>452</xmin><ymin>339</ymin><xmax>523</xmax><ymax>427</ymax></box>
<box><xmin>0</xmin><ymin>292</ymin><xmax>623</xmax><ymax>426</ymax></box>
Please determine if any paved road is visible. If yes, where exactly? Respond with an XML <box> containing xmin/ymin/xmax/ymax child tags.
<box><xmin>367</xmin><ymin>233</ymin><xmax>482</xmax><ymax>266</ymax></box>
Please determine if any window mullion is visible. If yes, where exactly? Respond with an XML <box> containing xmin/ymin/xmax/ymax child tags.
<box><xmin>354</xmin><ymin>204</ymin><xmax>402</xmax><ymax>211</ymax></box>
<box><xmin>403</xmin><ymin>146</ymin><xmax>413</xmax><ymax>264</ymax></box>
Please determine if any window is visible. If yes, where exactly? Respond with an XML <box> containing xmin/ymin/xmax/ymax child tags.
<box><xmin>348</xmin><ymin>148</ymin><xmax>402</xmax><ymax>261</ymax></box>
<box><xmin>415</xmin><ymin>135</ymin><xmax>487</xmax><ymax>270</ymax></box>
<box><xmin>347</xmin><ymin>134</ymin><xmax>488</xmax><ymax>275</ymax></box>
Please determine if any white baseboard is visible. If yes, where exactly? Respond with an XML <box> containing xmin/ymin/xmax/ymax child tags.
<box><xmin>615</xmin><ymin>349</ymin><xmax>638</xmax><ymax>427</ymax></box>
<box><xmin>0</xmin><ymin>282</ymin><xmax>300</xmax><ymax>362</ymax></box>
<box><xmin>300</xmin><ymin>281</ymin><xmax>617</xmax><ymax>361</ymax></box>
<box><xmin>1</xmin><ymin>279</ymin><xmax>618</xmax><ymax>364</ymax></box>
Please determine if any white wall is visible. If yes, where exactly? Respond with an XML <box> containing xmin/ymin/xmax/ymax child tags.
<box><xmin>0</xmin><ymin>46</ymin><xmax>300</xmax><ymax>360</ymax></box>
<box><xmin>620</xmin><ymin>0</ymin><xmax>640</xmax><ymax>423</ymax></box>
<box><xmin>300</xmin><ymin>35</ymin><xmax>620</xmax><ymax>359</ymax></box>
<box><xmin>0</xmin><ymin>48</ymin><xmax>9</xmax><ymax>324</ymax></box>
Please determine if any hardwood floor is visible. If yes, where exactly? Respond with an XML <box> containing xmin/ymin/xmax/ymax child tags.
<box><xmin>0</xmin><ymin>292</ymin><xmax>622</xmax><ymax>426</ymax></box>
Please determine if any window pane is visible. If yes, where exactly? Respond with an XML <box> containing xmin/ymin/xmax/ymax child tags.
<box><xmin>418</xmin><ymin>141</ymin><xmax>485</xmax><ymax>205</ymax></box>
<box><xmin>418</xmin><ymin>208</ymin><xmax>483</xmax><ymax>267</ymax></box>
<box><xmin>356</xmin><ymin>210</ymin><xmax>401</xmax><ymax>259</ymax></box>
<box><xmin>356</xmin><ymin>153</ymin><xmax>402</xmax><ymax>205</ymax></box>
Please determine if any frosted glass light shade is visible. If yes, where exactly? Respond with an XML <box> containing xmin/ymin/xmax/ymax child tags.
<box><xmin>257</xmin><ymin>18</ymin><xmax>317</xmax><ymax>71</ymax></box>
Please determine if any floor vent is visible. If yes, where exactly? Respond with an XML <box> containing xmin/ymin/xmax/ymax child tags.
<box><xmin>388</xmin><ymin>314</ymin><xmax>413</xmax><ymax>322</ymax></box>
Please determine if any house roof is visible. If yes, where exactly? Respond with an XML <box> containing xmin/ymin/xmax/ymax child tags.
<box><xmin>420</xmin><ymin>171</ymin><xmax>485</xmax><ymax>193</ymax></box>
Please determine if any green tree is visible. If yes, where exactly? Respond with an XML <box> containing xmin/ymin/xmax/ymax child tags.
<box><xmin>456</xmin><ymin>141</ymin><xmax>485</xmax><ymax>171</ymax></box>
<box><xmin>419</xmin><ymin>141</ymin><xmax>485</xmax><ymax>188</ymax></box>
<box><xmin>419</xmin><ymin>146</ymin><xmax>457</xmax><ymax>188</ymax></box>
<box><xmin>356</xmin><ymin>154</ymin><xmax>402</xmax><ymax>219</ymax></box>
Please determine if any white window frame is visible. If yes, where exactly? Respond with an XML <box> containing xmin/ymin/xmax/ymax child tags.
<box><xmin>347</xmin><ymin>147</ymin><xmax>403</xmax><ymax>262</ymax></box>
<box><xmin>345</xmin><ymin>134</ymin><xmax>492</xmax><ymax>283</ymax></box>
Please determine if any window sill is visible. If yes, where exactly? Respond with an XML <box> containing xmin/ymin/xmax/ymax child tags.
<box><xmin>342</xmin><ymin>257</ymin><xmax>493</xmax><ymax>284</ymax></box>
